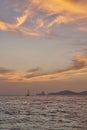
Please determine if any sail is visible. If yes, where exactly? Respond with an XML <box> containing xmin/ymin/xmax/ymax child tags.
<box><xmin>27</xmin><ymin>90</ymin><xmax>29</xmax><ymax>96</ymax></box>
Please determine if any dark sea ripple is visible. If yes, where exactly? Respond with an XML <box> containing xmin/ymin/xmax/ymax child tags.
<box><xmin>0</xmin><ymin>96</ymin><xmax>87</xmax><ymax>130</ymax></box>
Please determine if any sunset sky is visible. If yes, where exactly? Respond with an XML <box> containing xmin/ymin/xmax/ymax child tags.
<box><xmin>0</xmin><ymin>0</ymin><xmax>87</xmax><ymax>95</ymax></box>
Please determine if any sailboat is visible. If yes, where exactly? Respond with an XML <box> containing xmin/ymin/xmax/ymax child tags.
<box><xmin>27</xmin><ymin>89</ymin><xmax>30</xmax><ymax>96</ymax></box>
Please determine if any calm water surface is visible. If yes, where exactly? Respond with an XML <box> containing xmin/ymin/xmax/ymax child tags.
<box><xmin>0</xmin><ymin>96</ymin><xmax>87</xmax><ymax>130</ymax></box>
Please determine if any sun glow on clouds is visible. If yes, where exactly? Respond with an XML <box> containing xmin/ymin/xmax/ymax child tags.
<box><xmin>0</xmin><ymin>54</ymin><xmax>87</xmax><ymax>82</ymax></box>
<box><xmin>0</xmin><ymin>0</ymin><xmax>87</xmax><ymax>36</ymax></box>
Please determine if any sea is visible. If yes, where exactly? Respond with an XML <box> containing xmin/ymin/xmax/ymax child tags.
<box><xmin>0</xmin><ymin>96</ymin><xmax>87</xmax><ymax>130</ymax></box>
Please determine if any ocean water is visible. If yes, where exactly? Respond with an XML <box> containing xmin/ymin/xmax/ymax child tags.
<box><xmin>0</xmin><ymin>96</ymin><xmax>87</xmax><ymax>130</ymax></box>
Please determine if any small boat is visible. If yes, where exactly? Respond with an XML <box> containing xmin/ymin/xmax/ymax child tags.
<box><xmin>27</xmin><ymin>89</ymin><xmax>30</xmax><ymax>96</ymax></box>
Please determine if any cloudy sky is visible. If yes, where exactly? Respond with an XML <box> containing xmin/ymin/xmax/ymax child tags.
<box><xmin>0</xmin><ymin>0</ymin><xmax>87</xmax><ymax>95</ymax></box>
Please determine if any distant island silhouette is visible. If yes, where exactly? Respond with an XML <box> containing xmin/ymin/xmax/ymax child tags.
<box><xmin>36</xmin><ymin>90</ymin><xmax>87</xmax><ymax>96</ymax></box>
<box><xmin>48</xmin><ymin>90</ymin><xmax>87</xmax><ymax>96</ymax></box>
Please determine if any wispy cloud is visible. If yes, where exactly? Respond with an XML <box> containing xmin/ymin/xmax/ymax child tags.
<box><xmin>0</xmin><ymin>54</ymin><xmax>87</xmax><ymax>82</ymax></box>
<box><xmin>0</xmin><ymin>0</ymin><xmax>87</xmax><ymax>36</ymax></box>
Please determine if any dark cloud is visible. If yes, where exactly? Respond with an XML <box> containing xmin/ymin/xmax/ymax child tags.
<box><xmin>27</xmin><ymin>68</ymin><xmax>40</xmax><ymax>73</ymax></box>
<box><xmin>25</xmin><ymin>67</ymin><xmax>44</xmax><ymax>79</ymax></box>
<box><xmin>72</xmin><ymin>57</ymin><xmax>87</xmax><ymax>70</ymax></box>
<box><xmin>69</xmin><ymin>0</ymin><xmax>81</xmax><ymax>2</ymax></box>
<box><xmin>68</xmin><ymin>0</ymin><xmax>87</xmax><ymax>4</ymax></box>
<box><xmin>25</xmin><ymin>74</ymin><xmax>39</xmax><ymax>79</ymax></box>
<box><xmin>25</xmin><ymin>71</ymin><xmax>46</xmax><ymax>79</ymax></box>
<box><xmin>0</xmin><ymin>67</ymin><xmax>14</xmax><ymax>74</ymax></box>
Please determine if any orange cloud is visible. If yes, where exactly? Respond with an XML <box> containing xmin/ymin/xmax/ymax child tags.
<box><xmin>32</xmin><ymin>0</ymin><xmax>87</xmax><ymax>14</ymax></box>
<box><xmin>0</xmin><ymin>54</ymin><xmax>87</xmax><ymax>82</ymax></box>
<box><xmin>0</xmin><ymin>0</ymin><xmax>87</xmax><ymax>36</ymax></box>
